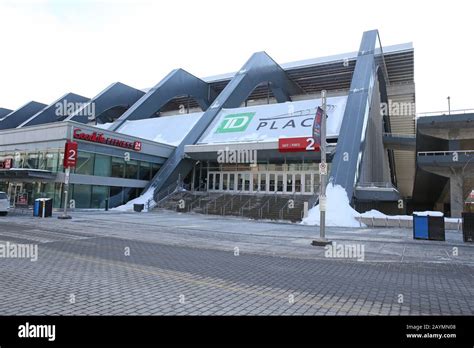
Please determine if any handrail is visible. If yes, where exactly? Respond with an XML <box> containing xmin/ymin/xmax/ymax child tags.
<box><xmin>278</xmin><ymin>192</ymin><xmax>297</xmax><ymax>219</ymax></box>
<box><xmin>259</xmin><ymin>197</ymin><xmax>271</xmax><ymax>219</ymax></box>
<box><xmin>356</xmin><ymin>182</ymin><xmax>396</xmax><ymax>189</ymax></box>
<box><xmin>416</xmin><ymin>108</ymin><xmax>474</xmax><ymax>117</ymax></box>
<box><xmin>382</xmin><ymin>132</ymin><xmax>415</xmax><ymax>138</ymax></box>
<box><xmin>204</xmin><ymin>193</ymin><xmax>225</xmax><ymax>214</ymax></box>
<box><xmin>418</xmin><ymin>150</ymin><xmax>474</xmax><ymax>156</ymax></box>
<box><xmin>151</xmin><ymin>182</ymin><xmax>181</xmax><ymax>209</ymax></box>
<box><xmin>239</xmin><ymin>196</ymin><xmax>253</xmax><ymax>216</ymax></box>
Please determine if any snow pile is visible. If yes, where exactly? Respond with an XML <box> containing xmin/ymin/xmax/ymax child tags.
<box><xmin>112</xmin><ymin>188</ymin><xmax>155</xmax><ymax>212</ymax></box>
<box><xmin>301</xmin><ymin>184</ymin><xmax>364</xmax><ymax>228</ymax></box>
<box><xmin>412</xmin><ymin>211</ymin><xmax>444</xmax><ymax>217</ymax></box>
<box><xmin>117</xmin><ymin>112</ymin><xmax>203</xmax><ymax>146</ymax></box>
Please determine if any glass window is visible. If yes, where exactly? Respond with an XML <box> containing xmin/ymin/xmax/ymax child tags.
<box><xmin>229</xmin><ymin>174</ymin><xmax>235</xmax><ymax>191</ymax></box>
<box><xmin>111</xmin><ymin>157</ymin><xmax>125</xmax><ymax>178</ymax></box>
<box><xmin>260</xmin><ymin>174</ymin><xmax>266</xmax><ymax>192</ymax></box>
<box><xmin>208</xmin><ymin>173</ymin><xmax>214</xmax><ymax>191</ymax></box>
<box><xmin>72</xmin><ymin>184</ymin><xmax>92</xmax><ymax>208</ymax></box>
<box><xmin>277</xmin><ymin>174</ymin><xmax>283</xmax><ymax>192</ymax></box>
<box><xmin>45</xmin><ymin>152</ymin><xmax>59</xmax><ymax>172</ymax></box>
<box><xmin>125</xmin><ymin>160</ymin><xmax>138</xmax><ymax>179</ymax></box>
<box><xmin>252</xmin><ymin>174</ymin><xmax>258</xmax><ymax>192</ymax></box>
<box><xmin>269</xmin><ymin>174</ymin><xmax>275</xmax><ymax>191</ymax></box>
<box><xmin>215</xmin><ymin>173</ymin><xmax>220</xmax><ymax>190</ymax></box>
<box><xmin>94</xmin><ymin>154</ymin><xmax>111</xmax><ymax>177</ymax></box>
<box><xmin>222</xmin><ymin>174</ymin><xmax>228</xmax><ymax>190</ymax></box>
<box><xmin>91</xmin><ymin>186</ymin><xmax>109</xmax><ymax>209</ymax></box>
<box><xmin>109</xmin><ymin>187</ymin><xmax>124</xmax><ymax>207</ymax></box>
<box><xmin>139</xmin><ymin>162</ymin><xmax>151</xmax><ymax>180</ymax></box>
<box><xmin>305</xmin><ymin>174</ymin><xmax>312</xmax><ymax>193</ymax></box>
<box><xmin>151</xmin><ymin>163</ymin><xmax>161</xmax><ymax>178</ymax></box>
<box><xmin>295</xmin><ymin>174</ymin><xmax>301</xmax><ymax>193</ymax></box>
<box><xmin>76</xmin><ymin>152</ymin><xmax>94</xmax><ymax>175</ymax></box>
<box><xmin>25</xmin><ymin>152</ymin><xmax>39</xmax><ymax>169</ymax></box>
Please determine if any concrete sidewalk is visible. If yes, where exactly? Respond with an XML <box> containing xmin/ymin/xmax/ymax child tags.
<box><xmin>3</xmin><ymin>209</ymin><xmax>473</xmax><ymax>265</ymax></box>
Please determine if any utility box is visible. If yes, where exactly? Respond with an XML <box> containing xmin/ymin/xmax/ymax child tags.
<box><xmin>462</xmin><ymin>212</ymin><xmax>474</xmax><ymax>243</ymax></box>
<box><xmin>33</xmin><ymin>198</ymin><xmax>53</xmax><ymax>218</ymax></box>
<box><xmin>413</xmin><ymin>212</ymin><xmax>445</xmax><ymax>241</ymax></box>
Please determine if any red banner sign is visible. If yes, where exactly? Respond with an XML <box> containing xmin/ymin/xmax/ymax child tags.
<box><xmin>278</xmin><ymin>137</ymin><xmax>320</xmax><ymax>153</ymax></box>
<box><xmin>63</xmin><ymin>141</ymin><xmax>78</xmax><ymax>168</ymax></box>
<box><xmin>73</xmin><ymin>129</ymin><xmax>142</xmax><ymax>152</ymax></box>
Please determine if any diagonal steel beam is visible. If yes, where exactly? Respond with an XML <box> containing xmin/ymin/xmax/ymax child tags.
<box><xmin>109</xmin><ymin>69</ymin><xmax>217</xmax><ymax>131</ymax></box>
<box><xmin>151</xmin><ymin>51</ymin><xmax>304</xmax><ymax>197</ymax></box>
<box><xmin>64</xmin><ymin>82</ymin><xmax>145</xmax><ymax>124</ymax></box>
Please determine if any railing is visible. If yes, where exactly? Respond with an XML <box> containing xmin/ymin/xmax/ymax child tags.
<box><xmin>416</xmin><ymin>108</ymin><xmax>474</xmax><ymax>117</ymax></box>
<box><xmin>418</xmin><ymin>150</ymin><xmax>474</xmax><ymax>156</ymax></box>
<box><xmin>204</xmin><ymin>193</ymin><xmax>225</xmax><ymax>214</ymax></box>
<box><xmin>148</xmin><ymin>182</ymin><xmax>181</xmax><ymax>210</ymax></box>
<box><xmin>239</xmin><ymin>196</ymin><xmax>253</xmax><ymax>216</ymax></box>
<box><xmin>356</xmin><ymin>182</ymin><xmax>396</xmax><ymax>189</ymax></box>
<box><xmin>382</xmin><ymin>132</ymin><xmax>415</xmax><ymax>139</ymax></box>
<box><xmin>259</xmin><ymin>197</ymin><xmax>271</xmax><ymax>219</ymax></box>
<box><xmin>221</xmin><ymin>190</ymin><xmax>243</xmax><ymax>215</ymax></box>
<box><xmin>278</xmin><ymin>192</ymin><xmax>296</xmax><ymax>220</ymax></box>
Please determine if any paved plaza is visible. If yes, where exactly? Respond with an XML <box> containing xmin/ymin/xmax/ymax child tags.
<box><xmin>0</xmin><ymin>210</ymin><xmax>473</xmax><ymax>315</ymax></box>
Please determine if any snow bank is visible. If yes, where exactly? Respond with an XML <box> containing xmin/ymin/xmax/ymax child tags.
<box><xmin>112</xmin><ymin>188</ymin><xmax>155</xmax><ymax>212</ymax></box>
<box><xmin>301</xmin><ymin>184</ymin><xmax>364</xmax><ymax>228</ymax></box>
<box><xmin>413</xmin><ymin>211</ymin><xmax>444</xmax><ymax>217</ymax></box>
<box><xmin>117</xmin><ymin>112</ymin><xmax>203</xmax><ymax>146</ymax></box>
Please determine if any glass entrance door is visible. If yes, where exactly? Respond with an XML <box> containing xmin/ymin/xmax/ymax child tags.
<box><xmin>208</xmin><ymin>170</ymin><xmax>318</xmax><ymax>195</ymax></box>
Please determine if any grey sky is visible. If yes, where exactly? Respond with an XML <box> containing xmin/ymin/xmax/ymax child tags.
<box><xmin>0</xmin><ymin>0</ymin><xmax>472</xmax><ymax>113</ymax></box>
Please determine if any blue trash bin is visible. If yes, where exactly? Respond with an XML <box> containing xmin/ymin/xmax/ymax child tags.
<box><xmin>413</xmin><ymin>214</ymin><xmax>429</xmax><ymax>240</ymax></box>
<box><xmin>33</xmin><ymin>199</ymin><xmax>41</xmax><ymax>217</ymax></box>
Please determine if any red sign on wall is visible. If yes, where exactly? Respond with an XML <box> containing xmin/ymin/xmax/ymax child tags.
<box><xmin>278</xmin><ymin>137</ymin><xmax>320</xmax><ymax>153</ymax></box>
<box><xmin>63</xmin><ymin>141</ymin><xmax>78</xmax><ymax>168</ymax></box>
<box><xmin>73</xmin><ymin>128</ymin><xmax>142</xmax><ymax>152</ymax></box>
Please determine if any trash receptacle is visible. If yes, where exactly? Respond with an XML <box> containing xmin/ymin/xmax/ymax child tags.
<box><xmin>413</xmin><ymin>212</ymin><xmax>445</xmax><ymax>241</ymax></box>
<box><xmin>462</xmin><ymin>212</ymin><xmax>474</xmax><ymax>242</ymax></box>
<box><xmin>33</xmin><ymin>198</ymin><xmax>53</xmax><ymax>218</ymax></box>
<box><xmin>33</xmin><ymin>199</ymin><xmax>41</xmax><ymax>217</ymax></box>
<box><xmin>133</xmin><ymin>204</ymin><xmax>144</xmax><ymax>212</ymax></box>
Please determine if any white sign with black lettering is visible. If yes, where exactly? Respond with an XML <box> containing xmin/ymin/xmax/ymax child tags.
<box><xmin>198</xmin><ymin>96</ymin><xmax>347</xmax><ymax>144</ymax></box>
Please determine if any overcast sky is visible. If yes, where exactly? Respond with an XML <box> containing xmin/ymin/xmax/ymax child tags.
<box><xmin>0</xmin><ymin>0</ymin><xmax>472</xmax><ymax>113</ymax></box>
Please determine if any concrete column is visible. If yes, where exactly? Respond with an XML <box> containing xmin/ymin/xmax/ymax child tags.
<box><xmin>450</xmin><ymin>174</ymin><xmax>464</xmax><ymax>218</ymax></box>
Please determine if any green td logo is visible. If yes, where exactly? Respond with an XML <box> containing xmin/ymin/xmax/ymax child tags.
<box><xmin>215</xmin><ymin>112</ymin><xmax>255</xmax><ymax>133</ymax></box>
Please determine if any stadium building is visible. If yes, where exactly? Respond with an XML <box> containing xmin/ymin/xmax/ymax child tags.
<box><xmin>0</xmin><ymin>29</ymin><xmax>472</xmax><ymax>220</ymax></box>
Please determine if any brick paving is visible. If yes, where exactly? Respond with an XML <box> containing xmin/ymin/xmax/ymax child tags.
<box><xmin>0</xmin><ymin>211</ymin><xmax>473</xmax><ymax>315</ymax></box>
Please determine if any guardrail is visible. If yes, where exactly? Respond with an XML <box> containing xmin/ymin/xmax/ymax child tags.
<box><xmin>418</xmin><ymin>150</ymin><xmax>474</xmax><ymax>156</ymax></box>
<box><xmin>382</xmin><ymin>132</ymin><xmax>416</xmax><ymax>138</ymax></box>
<box><xmin>417</xmin><ymin>108</ymin><xmax>474</xmax><ymax>117</ymax></box>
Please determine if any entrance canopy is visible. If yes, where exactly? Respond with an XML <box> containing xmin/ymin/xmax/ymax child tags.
<box><xmin>0</xmin><ymin>169</ymin><xmax>57</xmax><ymax>182</ymax></box>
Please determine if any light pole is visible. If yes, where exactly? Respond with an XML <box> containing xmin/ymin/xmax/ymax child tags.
<box><xmin>447</xmin><ymin>96</ymin><xmax>451</xmax><ymax>115</ymax></box>
<box><xmin>312</xmin><ymin>90</ymin><xmax>332</xmax><ymax>246</ymax></box>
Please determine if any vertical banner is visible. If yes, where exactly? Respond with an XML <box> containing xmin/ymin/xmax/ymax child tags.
<box><xmin>63</xmin><ymin>141</ymin><xmax>78</xmax><ymax>169</ymax></box>
<box><xmin>312</xmin><ymin>106</ymin><xmax>323</xmax><ymax>147</ymax></box>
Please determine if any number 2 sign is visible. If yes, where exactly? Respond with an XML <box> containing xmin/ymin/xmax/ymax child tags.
<box><xmin>63</xmin><ymin>141</ymin><xmax>78</xmax><ymax>168</ymax></box>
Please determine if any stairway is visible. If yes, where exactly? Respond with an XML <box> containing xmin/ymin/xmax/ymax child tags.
<box><xmin>154</xmin><ymin>191</ymin><xmax>315</xmax><ymax>223</ymax></box>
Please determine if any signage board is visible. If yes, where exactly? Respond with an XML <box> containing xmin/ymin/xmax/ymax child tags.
<box><xmin>199</xmin><ymin>96</ymin><xmax>347</xmax><ymax>144</ymax></box>
<box><xmin>73</xmin><ymin>129</ymin><xmax>142</xmax><ymax>152</ymax></box>
<box><xmin>63</xmin><ymin>141</ymin><xmax>78</xmax><ymax>168</ymax></box>
<box><xmin>278</xmin><ymin>137</ymin><xmax>320</xmax><ymax>153</ymax></box>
